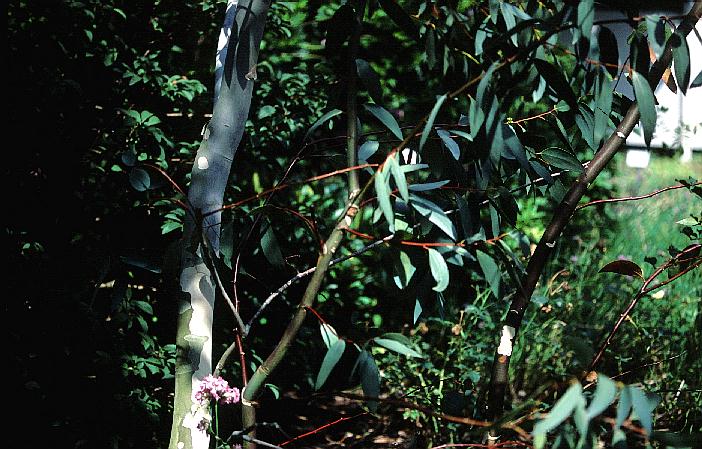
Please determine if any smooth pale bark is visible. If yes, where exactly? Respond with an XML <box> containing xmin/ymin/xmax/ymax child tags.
<box><xmin>169</xmin><ymin>2</ymin><xmax>270</xmax><ymax>449</ymax></box>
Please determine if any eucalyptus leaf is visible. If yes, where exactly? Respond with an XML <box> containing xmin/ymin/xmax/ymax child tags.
<box><xmin>315</xmin><ymin>339</ymin><xmax>346</xmax><ymax>390</ymax></box>
<box><xmin>364</xmin><ymin>104</ymin><xmax>403</xmax><ymax>140</ymax></box>
<box><xmin>427</xmin><ymin>247</ymin><xmax>449</xmax><ymax>292</ymax></box>
<box><xmin>631</xmin><ymin>70</ymin><xmax>657</xmax><ymax>147</ymax></box>
<box><xmin>305</xmin><ymin>109</ymin><xmax>342</xmax><ymax>141</ymax></box>
<box><xmin>420</xmin><ymin>94</ymin><xmax>447</xmax><ymax>151</ymax></box>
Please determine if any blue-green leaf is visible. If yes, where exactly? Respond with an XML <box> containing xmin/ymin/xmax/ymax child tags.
<box><xmin>594</xmin><ymin>71</ymin><xmax>613</xmax><ymax>148</ymax></box>
<box><xmin>261</xmin><ymin>222</ymin><xmax>285</xmax><ymax>268</ymax></box>
<box><xmin>393</xmin><ymin>250</ymin><xmax>416</xmax><ymax>289</ymax></box>
<box><xmin>129</xmin><ymin>168</ymin><xmax>151</xmax><ymax>191</ymax></box>
<box><xmin>305</xmin><ymin>109</ymin><xmax>342</xmax><ymax>140</ymax></box>
<box><xmin>671</xmin><ymin>32</ymin><xmax>690</xmax><ymax>95</ymax></box>
<box><xmin>358</xmin><ymin>350</ymin><xmax>380</xmax><ymax>412</ymax></box>
<box><xmin>365</xmin><ymin>104</ymin><xmax>403</xmax><ymax>140</ymax></box>
<box><xmin>436</xmin><ymin>129</ymin><xmax>460</xmax><ymax>159</ymax></box>
<box><xmin>409</xmin><ymin>194</ymin><xmax>457</xmax><ymax>240</ymax></box>
<box><xmin>374</xmin><ymin>334</ymin><xmax>423</xmax><ymax>358</ymax></box>
<box><xmin>533</xmin><ymin>382</ymin><xmax>584</xmax><ymax>436</ymax></box>
<box><xmin>631</xmin><ymin>70</ymin><xmax>657</xmax><ymax>147</ymax></box>
<box><xmin>427</xmin><ymin>247</ymin><xmax>449</xmax><ymax>292</ymax></box>
<box><xmin>388</xmin><ymin>155</ymin><xmax>409</xmax><ymax>202</ymax></box>
<box><xmin>358</xmin><ymin>140</ymin><xmax>379</xmax><ymax>162</ymax></box>
<box><xmin>315</xmin><ymin>339</ymin><xmax>346</xmax><ymax>390</ymax></box>
<box><xmin>476</xmin><ymin>250</ymin><xmax>500</xmax><ymax>298</ymax></box>
<box><xmin>630</xmin><ymin>386</ymin><xmax>659</xmax><ymax>435</ymax></box>
<box><xmin>615</xmin><ymin>386</ymin><xmax>633</xmax><ymax>429</ymax></box>
<box><xmin>420</xmin><ymin>94</ymin><xmax>447</xmax><ymax>151</ymax></box>
<box><xmin>645</xmin><ymin>16</ymin><xmax>666</xmax><ymax>60</ymax></box>
<box><xmin>541</xmin><ymin>147</ymin><xmax>584</xmax><ymax>173</ymax></box>
<box><xmin>691</xmin><ymin>69</ymin><xmax>702</xmax><ymax>88</ymax></box>
<box><xmin>375</xmin><ymin>166</ymin><xmax>395</xmax><ymax>232</ymax></box>
<box><xmin>587</xmin><ymin>374</ymin><xmax>617</xmax><ymax>419</ymax></box>
<box><xmin>413</xmin><ymin>298</ymin><xmax>422</xmax><ymax>324</ymax></box>
<box><xmin>408</xmin><ymin>180</ymin><xmax>450</xmax><ymax>192</ymax></box>
<box><xmin>320</xmin><ymin>323</ymin><xmax>339</xmax><ymax>349</ymax></box>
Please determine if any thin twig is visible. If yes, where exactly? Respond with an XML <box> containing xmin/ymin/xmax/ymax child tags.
<box><xmin>576</xmin><ymin>182</ymin><xmax>701</xmax><ymax>210</ymax></box>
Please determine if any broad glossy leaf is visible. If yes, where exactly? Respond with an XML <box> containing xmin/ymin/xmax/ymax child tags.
<box><xmin>315</xmin><ymin>339</ymin><xmax>346</xmax><ymax>390</ymax></box>
<box><xmin>356</xmin><ymin>59</ymin><xmax>383</xmax><ymax>103</ymax></box>
<box><xmin>476</xmin><ymin>250</ymin><xmax>500</xmax><ymax>298</ymax></box>
<box><xmin>374</xmin><ymin>337</ymin><xmax>423</xmax><ymax>358</ymax></box>
<box><xmin>599</xmin><ymin>259</ymin><xmax>644</xmax><ymax>280</ymax></box>
<box><xmin>436</xmin><ymin>129</ymin><xmax>460</xmax><ymax>159</ymax></box>
<box><xmin>420</xmin><ymin>94</ymin><xmax>447</xmax><ymax>151</ymax></box>
<box><xmin>427</xmin><ymin>247</ymin><xmax>449</xmax><ymax>292</ymax></box>
<box><xmin>305</xmin><ymin>109</ymin><xmax>342</xmax><ymax>140</ymax></box>
<box><xmin>671</xmin><ymin>32</ymin><xmax>690</xmax><ymax>94</ymax></box>
<box><xmin>632</xmin><ymin>70</ymin><xmax>657</xmax><ymax>147</ymax></box>
<box><xmin>364</xmin><ymin>104</ymin><xmax>403</xmax><ymax>140</ymax></box>
<box><xmin>586</xmin><ymin>374</ymin><xmax>617</xmax><ymax>419</ymax></box>
<box><xmin>533</xmin><ymin>383</ymin><xmax>584</xmax><ymax>436</ymax></box>
<box><xmin>541</xmin><ymin>147</ymin><xmax>584</xmax><ymax>173</ymax></box>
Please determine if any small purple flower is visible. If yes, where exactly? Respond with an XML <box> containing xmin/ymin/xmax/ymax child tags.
<box><xmin>194</xmin><ymin>375</ymin><xmax>241</xmax><ymax>405</ymax></box>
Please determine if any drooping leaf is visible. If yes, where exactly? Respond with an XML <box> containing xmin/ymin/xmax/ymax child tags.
<box><xmin>541</xmin><ymin>147</ymin><xmax>584</xmax><ymax>173</ymax></box>
<box><xmin>408</xmin><ymin>180</ymin><xmax>450</xmax><ymax>192</ymax></box>
<box><xmin>320</xmin><ymin>323</ymin><xmax>339</xmax><ymax>349</ymax></box>
<box><xmin>358</xmin><ymin>350</ymin><xmax>380</xmax><ymax>412</ymax></box>
<box><xmin>598</xmin><ymin>26</ymin><xmax>620</xmax><ymax>78</ymax></box>
<box><xmin>476</xmin><ymin>250</ymin><xmax>500</xmax><ymax>298</ymax></box>
<box><xmin>315</xmin><ymin>339</ymin><xmax>346</xmax><ymax>390</ymax></box>
<box><xmin>691</xmin><ymin>69</ymin><xmax>702</xmax><ymax>88</ymax></box>
<box><xmin>374</xmin><ymin>336</ymin><xmax>423</xmax><ymax>358</ymax></box>
<box><xmin>533</xmin><ymin>382</ymin><xmax>585</xmax><ymax>436</ymax></box>
<box><xmin>671</xmin><ymin>32</ymin><xmax>691</xmax><ymax>94</ymax></box>
<box><xmin>388</xmin><ymin>155</ymin><xmax>409</xmax><ymax>201</ymax></box>
<box><xmin>586</xmin><ymin>374</ymin><xmax>617</xmax><ymax>419</ymax></box>
<box><xmin>427</xmin><ymin>247</ymin><xmax>449</xmax><ymax>292</ymax></box>
<box><xmin>409</xmin><ymin>194</ymin><xmax>457</xmax><ymax>240</ymax></box>
<box><xmin>377</xmin><ymin>0</ymin><xmax>419</xmax><ymax>40</ymax></box>
<box><xmin>436</xmin><ymin>129</ymin><xmax>460</xmax><ymax>159</ymax></box>
<box><xmin>305</xmin><ymin>109</ymin><xmax>342</xmax><ymax>140</ymax></box>
<box><xmin>358</xmin><ymin>140</ymin><xmax>380</xmax><ymax>162</ymax></box>
<box><xmin>534</xmin><ymin>59</ymin><xmax>578</xmax><ymax>110</ymax></box>
<box><xmin>615</xmin><ymin>386</ymin><xmax>633</xmax><ymax>428</ymax></box>
<box><xmin>599</xmin><ymin>259</ymin><xmax>644</xmax><ymax>280</ymax></box>
<box><xmin>575</xmin><ymin>0</ymin><xmax>594</xmax><ymax>50</ymax></box>
<box><xmin>261</xmin><ymin>221</ymin><xmax>285</xmax><ymax>268</ymax></box>
<box><xmin>420</xmin><ymin>94</ymin><xmax>447</xmax><ymax>151</ymax></box>
<box><xmin>356</xmin><ymin>59</ymin><xmax>383</xmax><ymax>103</ymax></box>
<box><xmin>631</xmin><ymin>70</ymin><xmax>657</xmax><ymax>147</ymax></box>
<box><xmin>374</xmin><ymin>166</ymin><xmax>395</xmax><ymax>232</ymax></box>
<box><xmin>645</xmin><ymin>16</ymin><xmax>667</xmax><ymax>60</ymax></box>
<box><xmin>364</xmin><ymin>104</ymin><xmax>403</xmax><ymax>140</ymax></box>
<box><xmin>413</xmin><ymin>298</ymin><xmax>422</xmax><ymax>324</ymax></box>
<box><xmin>594</xmin><ymin>71</ymin><xmax>613</xmax><ymax>148</ymax></box>
<box><xmin>393</xmin><ymin>250</ymin><xmax>416</xmax><ymax>289</ymax></box>
<box><xmin>129</xmin><ymin>168</ymin><xmax>151</xmax><ymax>191</ymax></box>
<box><xmin>630</xmin><ymin>387</ymin><xmax>659</xmax><ymax>435</ymax></box>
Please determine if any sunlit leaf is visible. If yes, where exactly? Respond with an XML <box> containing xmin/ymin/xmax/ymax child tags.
<box><xmin>358</xmin><ymin>140</ymin><xmax>379</xmax><ymax>162</ymax></box>
<box><xmin>427</xmin><ymin>247</ymin><xmax>449</xmax><ymax>292</ymax></box>
<box><xmin>586</xmin><ymin>374</ymin><xmax>617</xmax><ymax>419</ymax></box>
<box><xmin>409</xmin><ymin>194</ymin><xmax>457</xmax><ymax>240</ymax></box>
<box><xmin>533</xmin><ymin>382</ymin><xmax>585</xmax><ymax>436</ymax></box>
<box><xmin>436</xmin><ymin>129</ymin><xmax>460</xmax><ymax>159</ymax></box>
<box><xmin>374</xmin><ymin>166</ymin><xmax>395</xmax><ymax>232</ymax></box>
<box><xmin>374</xmin><ymin>334</ymin><xmax>423</xmax><ymax>358</ymax></box>
<box><xmin>364</xmin><ymin>104</ymin><xmax>403</xmax><ymax>140</ymax></box>
<box><xmin>315</xmin><ymin>339</ymin><xmax>346</xmax><ymax>390</ymax></box>
<box><xmin>388</xmin><ymin>155</ymin><xmax>409</xmax><ymax>202</ymax></box>
<box><xmin>320</xmin><ymin>323</ymin><xmax>339</xmax><ymax>349</ymax></box>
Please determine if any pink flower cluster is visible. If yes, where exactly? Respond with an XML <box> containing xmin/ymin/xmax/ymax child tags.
<box><xmin>194</xmin><ymin>375</ymin><xmax>241</xmax><ymax>405</ymax></box>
